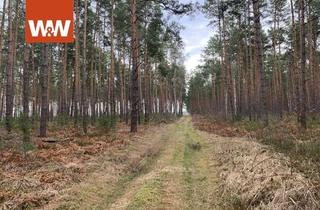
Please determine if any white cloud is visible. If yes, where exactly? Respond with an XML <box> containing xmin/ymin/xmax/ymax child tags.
<box><xmin>185</xmin><ymin>35</ymin><xmax>210</xmax><ymax>54</ymax></box>
<box><xmin>185</xmin><ymin>54</ymin><xmax>202</xmax><ymax>73</ymax></box>
<box><xmin>179</xmin><ymin>16</ymin><xmax>213</xmax><ymax>74</ymax></box>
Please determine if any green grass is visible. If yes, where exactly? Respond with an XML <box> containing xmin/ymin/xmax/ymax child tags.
<box><xmin>98</xmin><ymin>174</ymin><xmax>137</xmax><ymax>209</ymax></box>
<box><xmin>183</xmin><ymin>142</ymin><xmax>193</xmax><ymax>204</ymax></box>
<box><xmin>182</xmin><ymin>126</ymin><xmax>202</xmax><ymax>208</ymax></box>
<box><xmin>126</xmin><ymin>173</ymin><xmax>167</xmax><ymax>210</ymax></box>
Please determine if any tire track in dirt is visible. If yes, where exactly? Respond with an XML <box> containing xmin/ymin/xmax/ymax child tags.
<box><xmin>42</xmin><ymin>123</ymin><xmax>173</xmax><ymax>210</ymax></box>
<box><xmin>109</xmin><ymin>117</ymin><xmax>221</xmax><ymax>210</ymax></box>
<box><xmin>180</xmin><ymin>118</ymin><xmax>220</xmax><ymax>210</ymax></box>
<box><xmin>109</xmin><ymin>118</ymin><xmax>188</xmax><ymax>210</ymax></box>
<box><xmin>45</xmin><ymin>117</ymin><xmax>223</xmax><ymax>210</ymax></box>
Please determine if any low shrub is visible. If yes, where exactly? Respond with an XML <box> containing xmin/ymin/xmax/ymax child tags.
<box><xmin>96</xmin><ymin>115</ymin><xmax>117</xmax><ymax>133</ymax></box>
<box><xmin>150</xmin><ymin>113</ymin><xmax>178</xmax><ymax>124</ymax></box>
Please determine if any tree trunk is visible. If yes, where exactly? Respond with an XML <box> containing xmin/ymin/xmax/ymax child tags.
<box><xmin>74</xmin><ymin>0</ymin><xmax>81</xmax><ymax>125</ymax></box>
<box><xmin>40</xmin><ymin>44</ymin><xmax>49</xmax><ymax>137</ymax></box>
<box><xmin>0</xmin><ymin>0</ymin><xmax>6</xmax><ymax>78</ymax></box>
<box><xmin>299</xmin><ymin>0</ymin><xmax>307</xmax><ymax>129</ymax></box>
<box><xmin>130</xmin><ymin>0</ymin><xmax>139</xmax><ymax>132</ymax></box>
<box><xmin>119</xmin><ymin>44</ymin><xmax>126</xmax><ymax>121</ymax></box>
<box><xmin>0</xmin><ymin>0</ymin><xmax>6</xmax><ymax>120</ymax></box>
<box><xmin>31</xmin><ymin>45</ymin><xmax>37</xmax><ymax>119</ymax></box>
<box><xmin>252</xmin><ymin>0</ymin><xmax>268</xmax><ymax>125</ymax></box>
<box><xmin>82</xmin><ymin>0</ymin><xmax>88</xmax><ymax>133</ymax></box>
<box><xmin>144</xmin><ymin>43</ymin><xmax>151</xmax><ymax>122</ymax></box>
<box><xmin>5</xmin><ymin>0</ymin><xmax>14</xmax><ymax>133</ymax></box>
<box><xmin>60</xmin><ymin>44</ymin><xmax>68</xmax><ymax>115</ymax></box>
<box><xmin>109</xmin><ymin>0</ymin><xmax>115</xmax><ymax>117</ymax></box>
<box><xmin>23</xmin><ymin>46</ymin><xmax>30</xmax><ymax>116</ymax></box>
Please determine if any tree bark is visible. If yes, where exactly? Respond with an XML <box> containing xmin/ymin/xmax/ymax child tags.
<box><xmin>40</xmin><ymin>44</ymin><xmax>49</xmax><ymax>137</ymax></box>
<box><xmin>74</xmin><ymin>0</ymin><xmax>81</xmax><ymax>125</ymax></box>
<box><xmin>144</xmin><ymin>43</ymin><xmax>151</xmax><ymax>122</ymax></box>
<box><xmin>0</xmin><ymin>0</ymin><xmax>6</xmax><ymax>77</ymax></box>
<box><xmin>5</xmin><ymin>0</ymin><xmax>14</xmax><ymax>132</ymax></box>
<box><xmin>109</xmin><ymin>0</ymin><xmax>115</xmax><ymax>117</ymax></box>
<box><xmin>130</xmin><ymin>0</ymin><xmax>139</xmax><ymax>132</ymax></box>
<box><xmin>82</xmin><ymin>0</ymin><xmax>88</xmax><ymax>133</ymax></box>
<box><xmin>23</xmin><ymin>46</ymin><xmax>30</xmax><ymax>116</ymax></box>
<box><xmin>299</xmin><ymin>0</ymin><xmax>307</xmax><ymax>129</ymax></box>
<box><xmin>252</xmin><ymin>0</ymin><xmax>268</xmax><ymax>125</ymax></box>
<box><xmin>60</xmin><ymin>44</ymin><xmax>68</xmax><ymax>115</ymax></box>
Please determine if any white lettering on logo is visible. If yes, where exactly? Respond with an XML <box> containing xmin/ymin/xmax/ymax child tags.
<box><xmin>28</xmin><ymin>20</ymin><xmax>71</xmax><ymax>37</ymax></box>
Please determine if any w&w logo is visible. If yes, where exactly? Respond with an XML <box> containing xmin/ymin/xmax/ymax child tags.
<box><xmin>28</xmin><ymin>20</ymin><xmax>71</xmax><ymax>38</ymax></box>
<box><xmin>25</xmin><ymin>0</ymin><xmax>74</xmax><ymax>43</ymax></box>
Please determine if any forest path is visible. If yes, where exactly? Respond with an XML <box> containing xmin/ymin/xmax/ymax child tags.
<box><xmin>107</xmin><ymin>117</ymin><xmax>220</xmax><ymax>210</ymax></box>
<box><xmin>42</xmin><ymin>116</ymin><xmax>320</xmax><ymax>210</ymax></box>
<box><xmin>46</xmin><ymin>116</ymin><xmax>223</xmax><ymax>210</ymax></box>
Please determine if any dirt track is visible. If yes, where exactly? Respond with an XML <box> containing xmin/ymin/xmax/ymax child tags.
<box><xmin>4</xmin><ymin>117</ymin><xmax>317</xmax><ymax>210</ymax></box>
<box><xmin>41</xmin><ymin>117</ymin><xmax>220</xmax><ymax>209</ymax></box>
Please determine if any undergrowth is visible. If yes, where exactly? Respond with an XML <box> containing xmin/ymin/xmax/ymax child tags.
<box><xmin>193</xmin><ymin>114</ymin><xmax>320</xmax><ymax>197</ymax></box>
<box><xmin>243</xmin><ymin>117</ymin><xmax>320</xmax><ymax>167</ymax></box>
<box><xmin>194</xmin><ymin>114</ymin><xmax>320</xmax><ymax>166</ymax></box>
<box><xmin>150</xmin><ymin>113</ymin><xmax>178</xmax><ymax>124</ymax></box>
<box><xmin>96</xmin><ymin>115</ymin><xmax>117</xmax><ymax>133</ymax></box>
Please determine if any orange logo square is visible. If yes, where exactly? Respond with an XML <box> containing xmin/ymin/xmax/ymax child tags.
<box><xmin>25</xmin><ymin>0</ymin><xmax>74</xmax><ymax>43</ymax></box>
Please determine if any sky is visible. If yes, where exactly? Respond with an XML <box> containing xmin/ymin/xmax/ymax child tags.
<box><xmin>175</xmin><ymin>0</ymin><xmax>214</xmax><ymax>75</ymax></box>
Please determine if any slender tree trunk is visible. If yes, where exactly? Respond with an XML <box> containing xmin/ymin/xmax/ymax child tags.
<box><xmin>82</xmin><ymin>0</ymin><xmax>88</xmax><ymax>133</ymax></box>
<box><xmin>23</xmin><ymin>46</ymin><xmax>30</xmax><ymax>116</ymax></box>
<box><xmin>0</xmin><ymin>87</ymin><xmax>4</xmax><ymax>119</ymax></box>
<box><xmin>299</xmin><ymin>0</ymin><xmax>307</xmax><ymax>129</ymax></box>
<box><xmin>5</xmin><ymin>0</ymin><xmax>14</xmax><ymax>133</ymax></box>
<box><xmin>22</xmin><ymin>44</ymin><xmax>31</xmax><ymax>141</ymax></box>
<box><xmin>211</xmin><ymin>70</ymin><xmax>216</xmax><ymax>113</ymax></box>
<box><xmin>0</xmin><ymin>0</ymin><xmax>6</xmax><ymax>120</ymax></box>
<box><xmin>31</xmin><ymin>45</ymin><xmax>37</xmax><ymax>119</ymax></box>
<box><xmin>11</xmin><ymin>0</ymin><xmax>19</xmax><ymax>118</ymax></box>
<box><xmin>290</xmin><ymin>0</ymin><xmax>301</xmax><ymax>122</ymax></box>
<box><xmin>252</xmin><ymin>0</ymin><xmax>268</xmax><ymax>125</ymax></box>
<box><xmin>119</xmin><ymin>44</ymin><xmax>126</xmax><ymax>121</ymax></box>
<box><xmin>40</xmin><ymin>44</ymin><xmax>49</xmax><ymax>137</ymax></box>
<box><xmin>61</xmin><ymin>44</ymin><xmax>68</xmax><ymax>115</ymax></box>
<box><xmin>130</xmin><ymin>0</ymin><xmax>139</xmax><ymax>132</ymax></box>
<box><xmin>90</xmin><ymin>43</ymin><xmax>96</xmax><ymax>123</ymax></box>
<box><xmin>109</xmin><ymin>0</ymin><xmax>115</xmax><ymax>117</ymax></box>
<box><xmin>173</xmin><ymin>65</ymin><xmax>177</xmax><ymax>116</ymax></box>
<box><xmin>74</xmin><ymin>0</ymin><xmax>81</xmax><ymax>125</ymax></box>
<box><xmin>311</xmin><ymin>18</ymin><xmax>320</xmax><ymax>113</ymax></box>
<box><xmin>144</xmin><ymin>43</ymin><xmax>151</xmax><ymax>122</ymax></box>
<box><xmin>0</xmin><ymin>0</ymin><xmax>6</xmax><ymax>75</ymax></box>
<box><xmin>123</xmin><ymin>53</ymin><xmax>127</xmax><ymax>122</ymax></box>
<box><xmin>48</xmin><ymin>47</ymin><xmax>53</xmax><ymax>120</ymax></box>
<box><xmin>126</xmin><ymin>52</ymin><xmax>132</xmax><ymax>124</ymax></box>
<box><xmin>219</xmin><ymin>9</ymin><xmax>227</xmax><ymax>120</ymax></box>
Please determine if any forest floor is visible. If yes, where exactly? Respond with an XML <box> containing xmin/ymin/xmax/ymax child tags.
<box><xmin>1</xmin><ymin>117</ymin><xmax>319</xmax><ymax>209</ymax></box>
